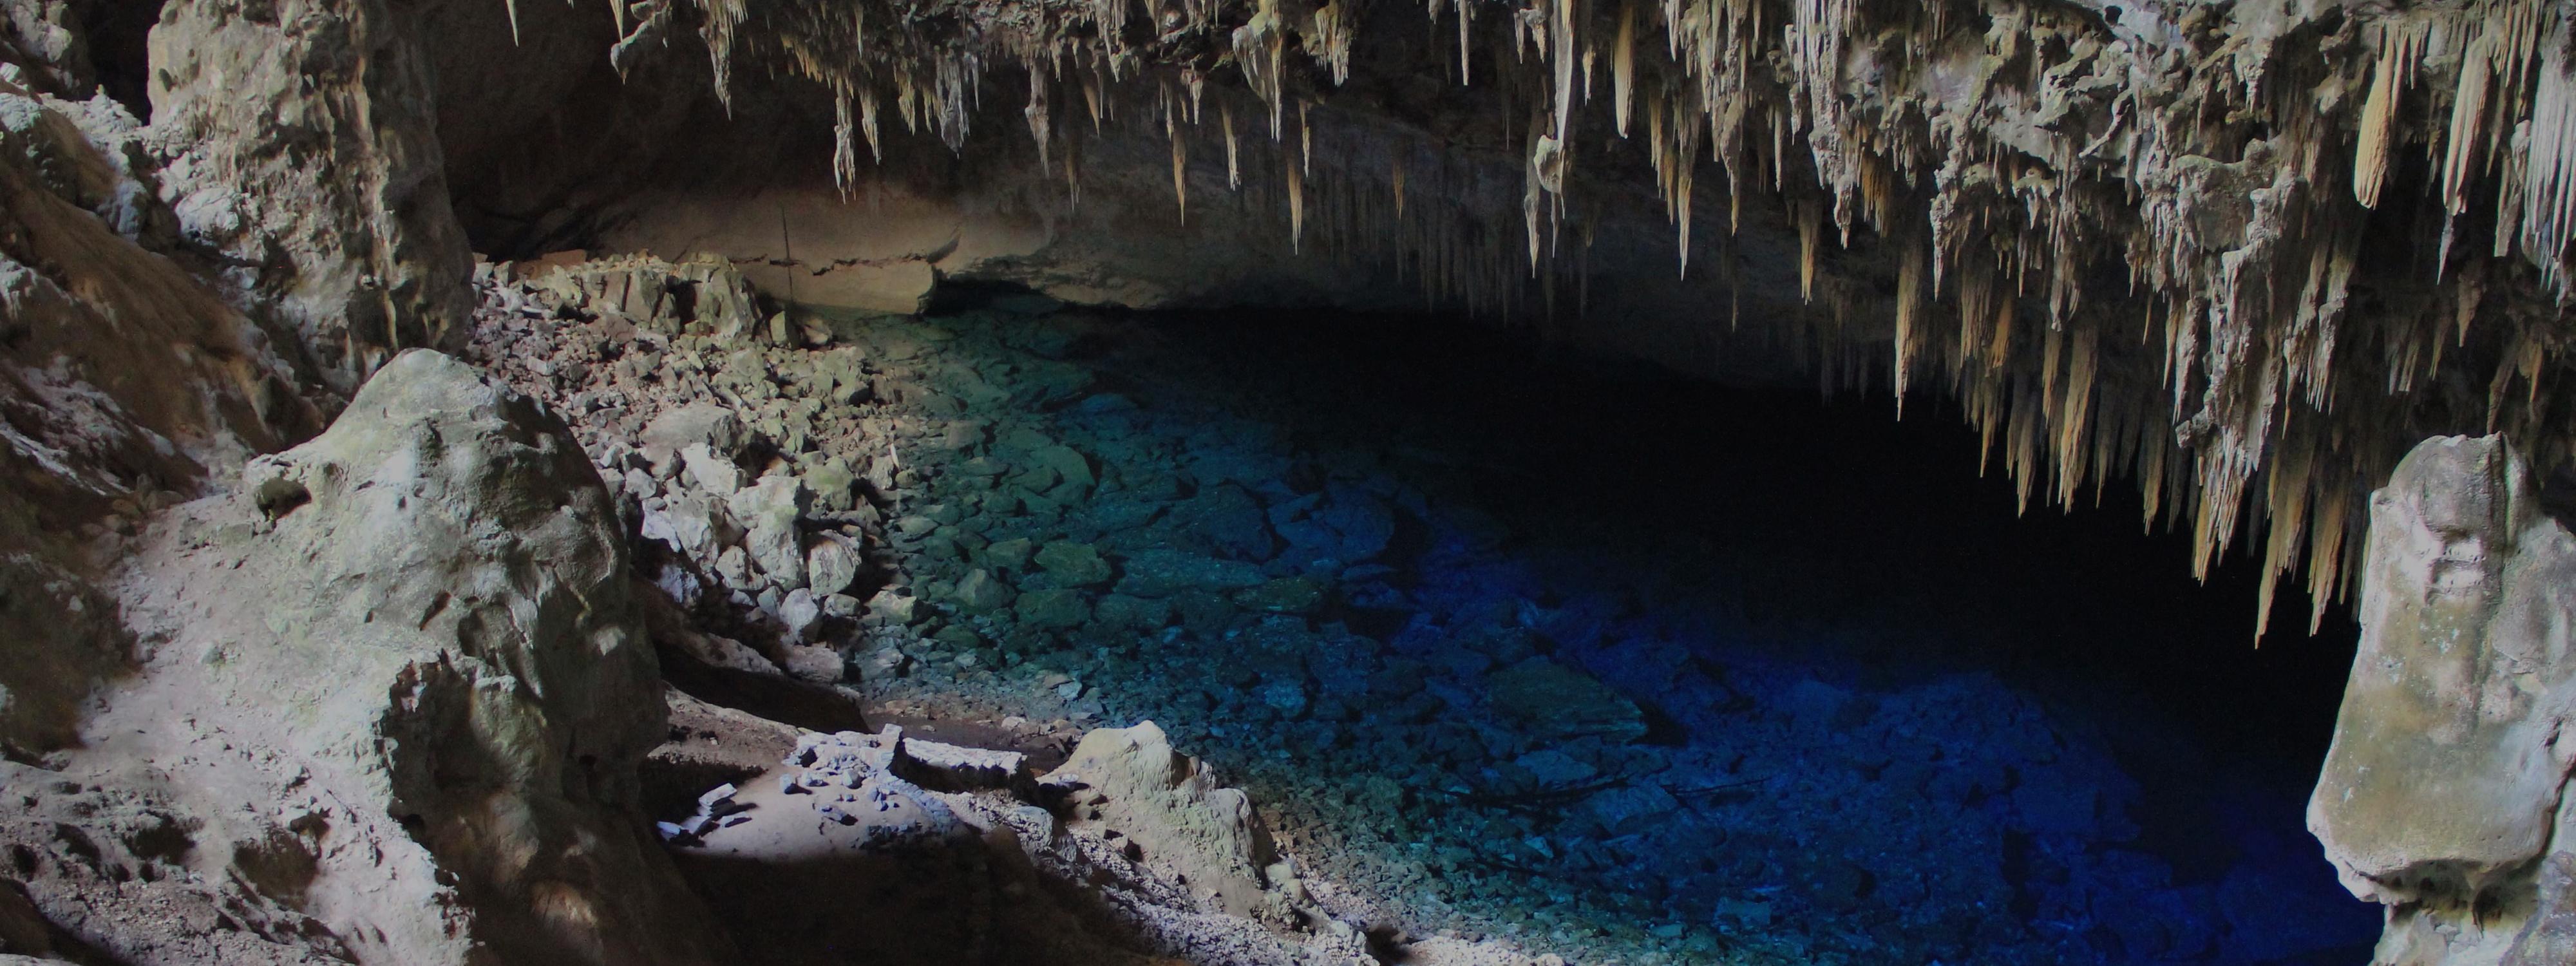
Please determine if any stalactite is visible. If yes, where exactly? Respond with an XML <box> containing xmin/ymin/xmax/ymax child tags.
<box><xmin>1300</xmin><ymin>101</ymin><xmax>1314</xmax><ymax>176</ymax></box>
<box><xmin>545</xmin><ymin>0</ymin><xmax>2576</xmax><ymax>634</ymax></box>
<box><xmin>2353</xmin><ymin>20</ymin><xmax>2423</xmax><ymax>209</ymax></box>
<box><xmin>1310</xmin><ymin>2</ymin><xmax>1356</xmax><ymax>85</ymax></box>
<box><xmin>2523</xmin><ymin>39</ymin><xmax>2576</xmax><ymax>290</ymax></box>
<box><xmin>1611</xmin><ymin>3</ymin><xmax>1636</xmax><ymax>138</ymax></box>
<box><xmin>833</xmin><ymin>91</ymin><xmax>860</xmax><ymax>196</ymax></box>
<box><xmin>1892</xmin><ymin>240</ymin><xmax>1926</xmax><ymax>406</ymax></box>
<box><xmin>1394</xmin><ymin>156</ymin><xmax>1408</xmax><ymax>218</ymax></box>
<box><xmin>1223</xmin><ymin>102</ymin><xmax>1242</xmax><ymax>189</ymax></box>
<box><xmin>1288</xmin><ymin>160</ymin><xmax>1306</xmax><ymax>252</ymax></box>
<box><xmin>1026</xmin><ymin>77</ymin><xmax>1051</xmax><ymax>171</ymax></box>
<box><xmin>1171</xmin><ymin>122</ymin><xmax>1190</xmax><ymax>223</ymax></box>
<box><xmin>1796</xmin><ymin>200</ymin><xmax>1821</xmax><ymax>303</ymax></box>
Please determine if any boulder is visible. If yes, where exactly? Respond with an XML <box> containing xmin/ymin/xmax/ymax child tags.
<box><xmin>681</xmin><ymin>441</ymin><xmax>743</xmax><ymax>494</ymax></box>
<box><xmin>1585</xmin><ymin>782</ymin><xmax>1683</xmax><ymax>837</ymax></box>
<box><xmin>1015</xmin><ymin>589</ymin><xmax>1091</xmax><ymax>630</ymax></box>
<box><xmin>1094</xmin><ymin>594</ymin><xmax>1174</xmax><ymax>630</ymax></box>
<box><xmin>1044</xmin><ymin>721</ymin><xmax>1277</xmax><ymax>916</ymax></box>
<box><xmin>2309</xmin><ymin>435</ymin><xmax>2576</xmax><ymax>963</ymax></box>
<box><xmin>641</xmin><ymin>491</ymin><xmax>738</xmax><ymax>560</ymax></box>
<box><xmin>641</xmin><ymin>404</ymin><xmax>744</xmax><ymax>477</ymax></box>
<box><xmin>806</xmin><ymin>534</ymin><xmax>862</xmax><ymax>598</ymax></box>
<box><xmin>952</xmin><ymin>568</ymin><xmax>1016</xmax><ymax>613</ymax></box>
<box><xmin>1274</xmin><ymin>483</ymin><xmax>1397</xmax><ymax>564</ymax></box>
<box><xmin>779</xmin><ymin>587</ymin><xmax>824</xmax><ymax>641</ymax></box>
<box><xmin>983</xmin><ymin>536</ymin><xmax>1037</xmax><ymax>570</ymax></box>
<box><xmin>120</xmin><ymin>350</ymin><xmax>726</xmax><ymax>964</ymax></box>
<box><xmin>728</xmin><ymin>474</ymin><xmax>810</xmax><ymax>588</ymax></box>
<box><xmin>1034</xmin><ymin>540</ymin><xmax>1112</xmax><ymax>586</ymax></box>
<box><xmin>1183</xmin><ymin>484</ymin><xmax>1275</xmax><ymax>560</ymax></box>
<box><xmin>1029</xmin><ymin>444</ymin><xmax>1095</xmax><ymax>491</ymax></box>
<box><xmin>778</xmin><ymin>643</ymin><xmax>844</xmax><ymax>683</ymax></box>
<box><xmin>665</xmin><ymin>629</ymin><xmax>781</xmax><ymax>676</ymax></box>
<box><xmin>802</xmin><ymin>456</ymin><xmax>860</xmax><ymax>511</ymax></box>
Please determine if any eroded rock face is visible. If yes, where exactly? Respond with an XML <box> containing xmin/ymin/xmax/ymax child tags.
<box><xmin>99</xmin><ymin>348</ymin><xmax>726</xmax><ymax>964</ymax></box>
<box><xmin>0</xmin><ymin>66</ymin><xmax>319</xmax><ymax>755</ymax></box>
<box><xmin>149</xmin><ymin>0</ymin><xmax>474</xmax><ymax>392</ymax></box>
<box><xmin>2310</xmin><ymin>434</ymin><xmax>2576</xmax><ymax>964</ymax></box>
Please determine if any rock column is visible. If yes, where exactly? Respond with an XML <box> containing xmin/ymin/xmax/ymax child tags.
<box><xmin>2311</xmin><ymin>434</ymin><xmax>2576</xmax><ymax>965</ymax></box>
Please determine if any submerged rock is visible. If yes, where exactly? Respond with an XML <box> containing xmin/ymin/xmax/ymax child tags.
<box><xmin>1484</xmin><ymin>659</ymin><xmax>1649</xmax><ymax>744</ymax></box>
<box><xmin>1014</xmin><ymin>588</ymin><xmax>1092</xmax><ymax>630</ymax></box>
<box><xmin>1114</xmin><ymin>549</ymin><xmax>1268</xmax><ymax>598</ymax></box>
<box><xmin>1033</xmin><ymin>540</ymin><xmax>1112</xmax><ymax>586</ymax></box>
<box><xmin>952</xmin><ymin>567</ymin><xmax>1017</xmax><ymax>612</ymax></box>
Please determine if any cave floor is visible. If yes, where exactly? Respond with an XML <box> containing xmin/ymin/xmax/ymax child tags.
<box><xmin>477</xmin><ymin>294</ymin><xmax>2381</xmax><ymax>965</ymax></box>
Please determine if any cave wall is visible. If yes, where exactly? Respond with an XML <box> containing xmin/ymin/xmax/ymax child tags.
<box><xmin>151</xmin><ymin>0</ymin><xmax>475</xmax><ymax>393</ymax></box>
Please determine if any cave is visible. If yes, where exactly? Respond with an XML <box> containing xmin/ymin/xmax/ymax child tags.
<box><xmin>3</xmin><ymin>2</ymin><xmax>2574</xmax><ymax>966</ymax></box>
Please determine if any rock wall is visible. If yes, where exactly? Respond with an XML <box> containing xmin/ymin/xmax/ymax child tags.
<box><xmin>0</xmin><ymin>61</ymin><xmax>317</xmax><ymax>756</ymax></box>
<box><xmin>2311</xmin><ymin>433</ymin><xmax>2576</xmax><ymax>964</ymax></box>
<box><xmin>149</xmin><ymin>0</ymin><xmax>475</xmax><ymax>393</ymax></box>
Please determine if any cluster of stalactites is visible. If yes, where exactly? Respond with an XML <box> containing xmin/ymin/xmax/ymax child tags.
<box><xmin>511</xmin><ymin>0</ymin><xmax>2575</xmax><ymax>638</ymax></box>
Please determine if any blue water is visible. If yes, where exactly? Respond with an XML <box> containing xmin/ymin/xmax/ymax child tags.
<box><xmin>876</xmin><ymin>305</ymin><xmax>2382</xmax><ymax>963</ymax></box>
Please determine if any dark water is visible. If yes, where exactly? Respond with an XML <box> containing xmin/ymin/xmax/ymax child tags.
<box><xmin>878</xmin><ymin>302</ymin><xmax>2381</xmax><ymax>963</ymax></box>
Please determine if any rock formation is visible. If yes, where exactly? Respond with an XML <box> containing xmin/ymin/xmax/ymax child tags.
<box><xmin>445</xmin><ymin>0</ymin><xmax>2576</xmax><ymax>640</ymax></box>
<box><xmin>89</xmin><ymin>349</ymin><xmax>726</xmax><ymax>963</ymax></box>
<box><xmin>150</xmin><ymin>0</ymin><xmax>475</xmax><ymax>393</ymax></box>
<box><xmin>2311</xmin><ymin>433</ymin><xmax>2576</xmax><ymax>965</ymax></box>
<box><xmin>1048</xmin><ymin>720</ymin><xmax>1281</xmax><ymax>918</ymax></box>
<box><xmin>6</xmin><ymin>0</ymin><xmax>2576</xmax><ymax>963</ymax></box>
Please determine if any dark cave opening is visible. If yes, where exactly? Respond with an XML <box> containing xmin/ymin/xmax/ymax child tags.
<box><xmin>77</xmin><ymin>0</ymin><xmax>159</xmax><ymax>117</ymax></box>
<box><xmin>881</xmin><ymin>302</ymin><xmax>2385</xmax><ymax>963</ymax></box>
